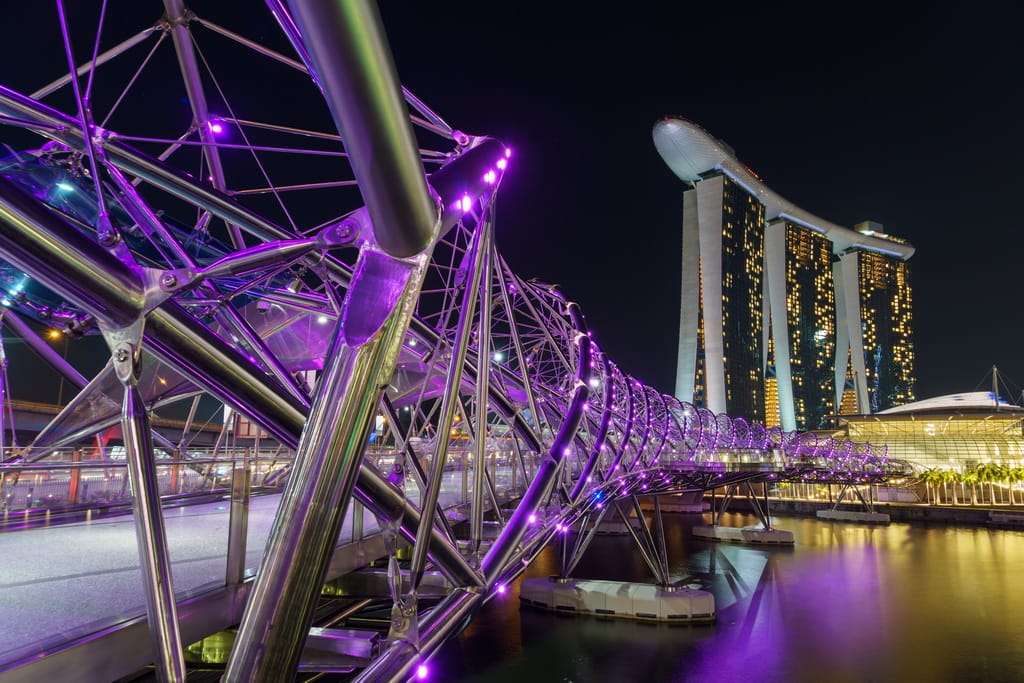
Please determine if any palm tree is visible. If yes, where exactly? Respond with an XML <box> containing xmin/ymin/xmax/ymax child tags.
<box><xmin>921</xmin><ymin>468</ymin><xmax>945</xmax><ymax>505</ymax></box>
<box><xmin>993</xmin><ymin>463</ymin><xmax>1010</xmax><ymax>505</ymax></box>
<box><xmin>1009</xmin><ymin>467</ymin><xmax>1024</xmax><ymax>506</ymax></box>
<box><xmin>978</xmin><ymin>463</ymin><xmax>1009</xmax><ymax>505</ymax></box>
<box><xmin>961</xmin><ymin>470</ymin><xmax>979</xmax><ymax>506</ymax></box>
<box><xmin>940</xmin><ymin>469</ymin><xmax>959</xmax><ymax>505</ymax></box>
<box><xmin>975</xmin><ymin>464</ymin><xmax>996</xmax><ymax>505</ymax></box>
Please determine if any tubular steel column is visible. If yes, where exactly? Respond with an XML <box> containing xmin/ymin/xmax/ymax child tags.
<box><xmin>408</xmin><ymin>215</ymin><xmax>489</xmax><ymax>593</ymax></box>
<box><xmin>225</xmin><ymin>249</ymin><xmax>429</xmax><ymax>681</ymax></box>
<box><xmin>470</xmin><ymin>210</ymin><xmax>494</xmax><ymax>558</ymax></box>
<box><xmin>284</xmin><ymin>0</ymin><xmax>436</xmax><ymax>258</ymax></box>
<box><xmin>225</xmin><ymin>465</ymin><xmax>250</xmax><ymax>585</ymax></box>
<box><xmin>113</xmin><ymin>338</ymin><xmax>187</xmax><ymax>682</ymax></box>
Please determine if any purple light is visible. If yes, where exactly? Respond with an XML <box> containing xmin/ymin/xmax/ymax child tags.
<box><xmin>528</xmin><ymin>513</ymin><xmax>537</xmax><ymax>524</ymax></box>
<box><xmin>496</xmin><ymin>583</ymin><xmax>507</xmax><ymax>594</ymax></box>
<box><xmin>496</xmin><ymin>158</ymin><xmax>508</xmax><ymax>171</ymax></box>
<box><xmin>207</xmin><ymin>120</ymin><xmax>223</xmax><ymax>134</ymax></box>
<box><xmin>460</xmin><ymin>194</ymin><xmax>473</xmax><ymax>213</ymax></box>
<box><xmin>483</xmin><ymin>169</ymin><xmax>497</xmax><ymax>184</ymax></box>
<box><xmin>416</xmin><ymin>664</ymin><xmax>429</xmax><ymax>680</ymax></box>
<box><xmin>504</xmin><ymin>147</ymin><xmax>512</xmax><ymax>158</ymax></box>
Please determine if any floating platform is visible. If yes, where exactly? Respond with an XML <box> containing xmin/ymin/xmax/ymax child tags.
<box><xmin>519</xmin><ymin>577</ymin><xmax>715</xmax><ymax>623</ymax></box>
<box><xmin>816</xmin><ymin>510</ymin><xmax>891</xmax><ymax>525</ymax></box>
<box><xmin>692</xmin><ymin>524</ymin><xmax>794</xmax><ymax>545</ymax></box>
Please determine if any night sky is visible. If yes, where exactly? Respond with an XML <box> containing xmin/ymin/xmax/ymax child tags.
<box><xmin>6</xmin><ymin>2</ymin><xmax>1024</xmax><ymax>406</ymax></box>
<box><xmin>379</xmin><ymin>3</ymin><xmax>1024</xmax><ymax>403</ymax></box>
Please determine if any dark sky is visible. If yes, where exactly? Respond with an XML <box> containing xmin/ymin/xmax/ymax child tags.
<box><xmin>5</xmin><ymin>2</ymin><xmax>1023</xmax><ymax>406</ymax></box>
<box><xmin>378</xmin><ymin>2</ymin><xmax>1024</xmax><ymax>403</ymax></box>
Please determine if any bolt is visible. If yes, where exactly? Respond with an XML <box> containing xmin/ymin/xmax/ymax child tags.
<box><xmin>98</xmin><ymin>230</ymin><xmax>120</xmax><ymax>248</ymax></box>
<box><xmin>115</xmin><ymin>348</ymin><xmax>128</xmax><ymax>363</ymax></box>
<box><xmin>161</xmin><ymin>273</ymin><xmax>178</xmax><ymax>289</ymax></box>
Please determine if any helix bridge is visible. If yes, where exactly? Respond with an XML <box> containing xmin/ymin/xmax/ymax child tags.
<box><xmin>0</xmin><ymin>3</ymin><xmax>904</xmax><ymax>681</ymax></box>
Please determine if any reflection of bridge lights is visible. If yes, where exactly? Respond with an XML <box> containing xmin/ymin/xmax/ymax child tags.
<box><xmin>416</xmin><ymin>664</ymin><xmax>429</xmax><ymax>680</ymax></box>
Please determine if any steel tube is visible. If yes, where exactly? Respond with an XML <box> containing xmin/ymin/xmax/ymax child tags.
<box><xmin>470</xmin><ymin>213</ymin><xmax>494</xmax><ymax>554</ymax></box>
<box><xmin>122</xmin><ymin>380</ymin><xmax>187</xmax><ymax>682</ymax></box>
<box><xmin>0</xmin><ymin>175</ymin><xmax>145</xmax><ymax>328</ymax></box>
<box><xmin>285</xmin><ymin>0</ymin><xmax>436</xmax><ymax>257</ymax></box>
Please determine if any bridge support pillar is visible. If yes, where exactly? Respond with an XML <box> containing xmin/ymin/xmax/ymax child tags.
<box><xmin>695</xmin><ymin>480</ymin><xmax>794</xmax><ymax>545</ymax></box>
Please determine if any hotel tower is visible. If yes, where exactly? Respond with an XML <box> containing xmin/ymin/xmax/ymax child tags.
<box><xmin>653</xmin><ymin>117</ymin><xmax>915</xmax><ymax>430</ymax></box>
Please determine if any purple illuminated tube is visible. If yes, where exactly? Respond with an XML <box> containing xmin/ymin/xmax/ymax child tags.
<box><xmin>569</xmin><ymin>351</ymin><xmax>615</xmax><ymax>503</ymax></box>
<box><xmin>481</xmin><ymin>298</ymin><xmax>591</xmax><ymax>584</ymax></box>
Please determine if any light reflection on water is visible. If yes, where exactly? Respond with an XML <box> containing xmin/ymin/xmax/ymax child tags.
<box><xmin>436</xmin><ymin>512</ymin><xmax>1024</xmax><ymax>682</ymax></box>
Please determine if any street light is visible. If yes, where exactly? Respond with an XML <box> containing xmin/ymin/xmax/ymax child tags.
<box><xmin>48</xmin><ymin>329</ymin><xmax>68</xmax><ymax>405</ymax></box>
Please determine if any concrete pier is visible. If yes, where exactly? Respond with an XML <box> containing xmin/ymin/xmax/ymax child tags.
<box><xmin>816</xmin><ymin>510</ymin><xmax>891</xmax><ymax>524</ymax></box>
<box><xmin>692</xmin><ymin>525</ymin><xmax>794</xmax><ymax>545</ymax></box>
<box><xmin>519</xmin><ymin>577</ymin><xmax>715</xmax><ymax>623</ymax></box>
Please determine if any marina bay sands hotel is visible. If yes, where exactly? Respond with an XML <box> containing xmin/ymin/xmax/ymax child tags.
<box><xmin>653</xmin><ymin>117</ymin><xmax>915</xmax><ymax>432</ymax></box>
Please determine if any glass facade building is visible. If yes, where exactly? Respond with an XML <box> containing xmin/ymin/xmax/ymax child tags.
<box><xmin>856</xmin><ymin>245</ymin><xmax>916</xmax><ymax>412</ymax></box>
<box><xmin>774</xmin><ymin>221</ymin><xmax>836</xmax><ymax>429</ymax></box>
<box><xmin>678</xmin><ymin>174</ymin><xmax>765</xmax><ymax>424</ymax></box>
<box><xmin>657</xmin><ymin>118</ymin><xmax>916</xmax><ymax>432</ymax></box>
<box><xmin>832</xmin><ymin>395</ymin><xmax>1024</xmax><ymax>472</ymax></box>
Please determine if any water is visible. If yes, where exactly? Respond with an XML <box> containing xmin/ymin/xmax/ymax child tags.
<box><xmin>434</xmin><ymin>512</ymin><xmax>1024</xmax><ymax>682</ymax></box>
